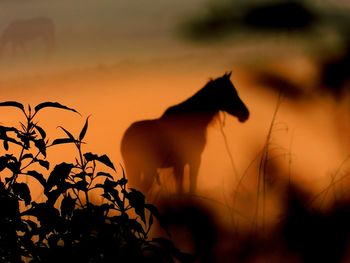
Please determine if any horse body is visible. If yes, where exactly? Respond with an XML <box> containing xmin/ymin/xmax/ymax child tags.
<box><xmin>0</xmin><ymin>17</ymin><xmax>55</xmax><ymax>57</ymax></box>
<box><xmin>121</xmin><ymin>73</ymin><xmax>249</xmax><ymax>194</ymax></box>
<box><xmin>122</xmin><ymin>113</ymin><xmax>211</xmax><ymax>193</ymax></box>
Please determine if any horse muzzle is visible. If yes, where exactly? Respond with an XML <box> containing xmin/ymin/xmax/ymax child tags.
<box><xmin>238</xmin><ymin>110</ymin><xmax>249</xmax><ymax>122</ymax></box>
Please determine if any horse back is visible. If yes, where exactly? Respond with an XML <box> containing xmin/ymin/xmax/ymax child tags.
<box><xmin>121</xmin><ymin>117</ymin><xmax>206</xmax><ymax>168</ymax></box>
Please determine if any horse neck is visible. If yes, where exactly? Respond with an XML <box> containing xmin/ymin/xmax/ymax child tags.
<box><xmin>162</xmin><ymin>101</ymin><xmax>219</xmax><ymax>129</ymax></box>
<box><xmin>162</xmin><ymin>112</ymin><xmax>218</xmax><ymax>135</ymax></box>
<box><xmin>161</xmin><ymin>81</ymin><xmax>221</xmax><ymax>127</ymax></box>
<box><xmin>189</xmin><ymin>110</ymin><xmax>219</xmax><ymax>128</ymax></box>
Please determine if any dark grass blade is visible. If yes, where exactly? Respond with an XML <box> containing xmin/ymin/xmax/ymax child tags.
<box><xmin>51</xmin><ymin>138</ymin><xmax>79</xmax><ymax>146</ymax></box>
<box><xmin>57</xmin><ymin>126</ymin><xmax>75</xmax><ymax>140</ymax></box>
<box><xmin>79</xmin><ymin>116</ymin><xmax>90</xmax><ymax>141</ymax></box>
<box><xmin>34</xmin><ymin>102</ymin><xmax>79</xmax><ymax>115</ymax></box>
<box><xmin>0</xmin><ymin>101</ymin><xmax>25</xmax><ymax>113</ymax></box>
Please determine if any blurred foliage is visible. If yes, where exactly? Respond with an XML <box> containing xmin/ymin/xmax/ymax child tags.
<box><xmin>181</xmin><ymin>0</ymin><xmax>349</xmax><ymax>40</ymax></box>
<box><xmin>180</xmin><ymin>0</ymin><xmax>350</xmax><ymax>98</ymax></box>
<box><xmin>0</xmin><ymin>101</ymin><xmax>193</xmax><ymax>263</ymax></box>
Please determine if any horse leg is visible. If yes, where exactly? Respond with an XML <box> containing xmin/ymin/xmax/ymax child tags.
<box><xmin>174</xmin><ymin>164</ymin><xmax>184</xmax><ymax>194</ymax></box>
<box><xmin>126</xmin><ymin>166</ymin><xmax>155</xmax><ymax>195</ymax></box>
<box><xmin>189</xmin><ymin>158</ymin><xmax>201</xmax><ymax>193</ymax></box>
<box><xmin>140</xmin><ymin>168</ymin><xmax>157</xmax><ymax>195</ymax></box>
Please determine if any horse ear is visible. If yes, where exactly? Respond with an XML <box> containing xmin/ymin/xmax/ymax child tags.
<box><xmin>223</xmin><ymin>71</ymin><xmax>232</xmax><ymax>78</ymax></box>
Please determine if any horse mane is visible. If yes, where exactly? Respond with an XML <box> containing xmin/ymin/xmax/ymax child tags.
<box><xmin>161</xmin><ymin>77</ymin><xmax>221</xmax><ymax>117</ymax></box>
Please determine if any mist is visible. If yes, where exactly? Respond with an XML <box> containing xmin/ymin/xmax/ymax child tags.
<box><xmin>0</xmin><ymin>0</ymin><xmax>350</xmax><ymax>262</ymax></box>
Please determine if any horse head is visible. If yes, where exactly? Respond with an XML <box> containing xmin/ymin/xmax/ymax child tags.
<box><xmin>211</xmin><ymin>72</ymin><xmax>250</xmax><ymax>122</ymax></box>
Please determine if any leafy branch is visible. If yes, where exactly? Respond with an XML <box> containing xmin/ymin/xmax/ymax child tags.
<box><xmin>0</xmin><ymin>101</ymin><xmax>192</xmax><ymax>263</ymax></box>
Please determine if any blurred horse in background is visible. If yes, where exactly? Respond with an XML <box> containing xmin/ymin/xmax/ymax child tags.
<box><xmin>0</xmin><ymin>17</ymin><xmax>55</xmax><ymax>58</ymax></box>
<box><xmin>121</xmin><ymin>72</ymin><xmax>249</xmax><ymax>195</ymax></box>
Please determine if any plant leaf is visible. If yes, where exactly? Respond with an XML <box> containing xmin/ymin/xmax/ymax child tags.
<box><xmin>83</xmin><ymin>152</ymin><xmax>98</xmax><ymax>162</ymax></box>
<box><xmin>145</xmin><ymin>203</ymin><xmax>167</xmax><ymax>232</ymax></box>
<box><xmin>7</xmin><ymin>160</ymin><xmax>20</xmax><ymax>174</ymax></box>
<box><xmin>57</xmin><ymin>126</ymin><xmax>75</xmax><ymax>140</ymax></box>
<box><xmin>74</xmin><ymin>180</ymin><xmax>88</xmax><ymax>191</ymax></box>
<box><xmin>126</xmin><ymin>188</ymin><xmax>146</xmax><ymax>223</ymax></box>
<box><xmin>116</xmin><ymin>177</ymin><xmax>128</xmax><ymax>186</ymax></box>
<box><xmin>34</xmin><ymin>124</ymin><xmax>46</xmax><ymax>139</ymax></box>
<box><xmin>79</xmin><ymin>116</ymin><xmax>90</xmax><ymax>141</ymax></box>
<box><xmin>34</xmin><ymin>102</ymin><xmax>79</xmax><ymax>115</ymax></box>
<box><xmin>22</xmin><ymin>153</ymin><xmax>34</xmax><ymax>160</ymax></box>
<box><xmin>21</xmin><ymin>202</ymin><xmax>60</xmax><ymax>231</ymax></box>
<box><xmin>0</xmin><ymin>101</ymin><xmax>25</xmax><ymax>113</ymax></box>
<box><xmin>12</xmin><ymin>183</ymin><xmax>31</xmax><ymax>206</ymax></box>
<box><xmin>45</xmin><ymin>162</ymin><xmax>74</xmax><ymax>194</ymax></box>
<box><xmin>6</xmin><ymin>137</ymin><xmax>23</xmax><ymax>147</ymax></box>
<box><xmin>34</xmin><ymin>139</ymin><xmax>46</xmax><ymax>157</ymax></box>
<box><xmin>74</xmin><ymin>171</ymin><xmax>87</xmax><ymax>180</ymax></box>
<box><xmin>0</xmin><ymin>156</ymin><xmax>9</xmax><ymax>172</ymax></box>
<box><xmin>37</xmin><ymin>159</ymin><xmax>50</xmax><ymax>170</ymax></box>
<box><xmin>26</xmin><ymin>170</ymin><xmax>46</xmax><ymax>187</ymax></box>
<box><xmin>3</xmin><ymin>140</ymin><xmax>8</xmax><ymax>150</ymax></box>
<box><xmin>147</xmin><ymin>212</ymin><xmax>154</xmax><ymax>235</ymax></box>
<box><xmin>83</xmin><ymin>153</ymin><xmax>115</xmax><ymax>170</ymax></box>
<box><xmin>45</xmin><ymin>188</ymin><xmax>63</xmax><ymax>206</ymax></box>
<box><xmin>60</xmin><ymin>193</ymin><xmax>76</xmax><ymax>218</ymax></box>
<box><xmin>129</xmin><ymin>219</ymin><xmax>146</xmax><ymax>235</ymax></box>
<box><xmin>24</xmin><ymin>219</ymin><xmax>39</xmax><ymax>236</ymax></box>
<box><xmin>103</xmin><ymin>178</ymin><xmax>118</xmax><ymax>190</ymax></box>
<box><xmin>51</xmin><ymin>138</ymin><xmax>78</xmax><ymax>146</ymax></box>
<box><xmin>98</xmin><ymin>155</ymin><xmax>115</xmax><ymax>170</ymax></box>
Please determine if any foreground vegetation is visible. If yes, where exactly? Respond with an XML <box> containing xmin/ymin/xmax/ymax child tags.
<box><xmin>0</xmin><ymin>101</ymin><xmax>192</xmax><ymax>263</ymax></box>
<box><xmin>2</xmin><ymin>100</ymin><xmax>350</xmax><ymax>263</ymax></box>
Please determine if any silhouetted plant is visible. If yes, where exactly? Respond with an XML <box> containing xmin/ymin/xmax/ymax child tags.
<box><xmin>0</xmin><ymin>101</ymin><xmax>192</xmax><ymax>263</ymax></box>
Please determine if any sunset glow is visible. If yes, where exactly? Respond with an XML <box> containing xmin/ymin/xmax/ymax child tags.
<box><xmin>1</xmin><ymin>0</ymin><xmax>350</xmax><ymax>262</ymax></box>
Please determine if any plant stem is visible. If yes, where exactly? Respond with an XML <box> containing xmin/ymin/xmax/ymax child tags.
<box><xmin>77</xmin><ymin>143</ymin><xmax>89</xmax><ymax>206</ymax></box>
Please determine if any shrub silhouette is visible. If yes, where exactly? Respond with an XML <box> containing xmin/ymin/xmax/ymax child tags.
<box><xmin>0</xmin><ymin>101</ymin><xmax>192</xmax><ymax>263</ymax></box>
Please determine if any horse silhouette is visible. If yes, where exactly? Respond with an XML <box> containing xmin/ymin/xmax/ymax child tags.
<box><xmin>121</xmin><ymin>72</ymin><xmax>249</xmax><ymax>194</ymax></box>
<box><xmin>0</xmin><ymin>17</ymin><xmax>55</xmax><ymax>57</ymax></box>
